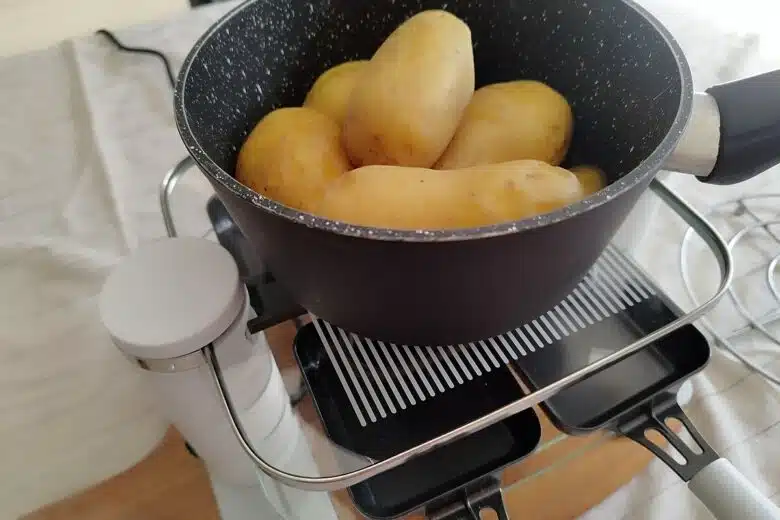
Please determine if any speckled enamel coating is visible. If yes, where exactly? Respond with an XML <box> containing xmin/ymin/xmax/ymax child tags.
<box><xmin>173</xmin><ymin>0</ymin><xmax>694</xmax><ymax>344</ymax></box>
<box><xmin>175</xmin><ymin>0</ymin><xmax>691</xmax><ymax>241</ymax></box>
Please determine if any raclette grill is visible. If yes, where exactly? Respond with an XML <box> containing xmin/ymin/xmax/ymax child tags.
<box><xmin>162</xmin><ymin>159</ymin><xmax>778</xmax><ymax>519</ymax></box>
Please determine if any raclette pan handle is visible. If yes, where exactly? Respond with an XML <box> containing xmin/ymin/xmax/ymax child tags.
<box><xmin>689</xmin><ymin>458</ymin><xmax>780</xmax><ymax>520</ymax></box>
<box><xmin>427</xmin><ymin>476</ymin><xmax>509</xmax><ymax>520</ymax></box>
<box><xmin>619</xmin><ymin>395</ymin><xmax>780</xmax><ymax>520</ymax></box>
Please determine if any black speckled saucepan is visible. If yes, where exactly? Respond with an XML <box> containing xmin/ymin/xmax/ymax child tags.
<box><xmin>174</xmin><ymin>0</ymin><xmax>780</xmax><ymax>346</ymax></box>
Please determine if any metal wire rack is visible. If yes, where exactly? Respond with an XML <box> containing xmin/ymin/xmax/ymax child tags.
<box><xmin>160</xmin><ymin>156</ymin><xmax>734</xmax><ymax>492</ymax></box>
<box><xmin>680</xmin><ymin>194</ymin><xmax>780</xmax><ymax>386</ymax></box>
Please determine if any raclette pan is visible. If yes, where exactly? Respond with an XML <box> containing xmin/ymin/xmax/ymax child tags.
<box><xmin>513</xmin><ymin>283</ymin><xmax>780</xmax><ymax>520</ymax></box>
<box><xmin>294</xmin><ymin>323</ymin><xmax>542</xmax><ymax>520</ymax></box>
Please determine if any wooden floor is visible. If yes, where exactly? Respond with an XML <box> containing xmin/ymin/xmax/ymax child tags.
<box><xmin>26</xmin><ymin>321</ymin><xmax>659</xmax><ymax>520</ymax></box>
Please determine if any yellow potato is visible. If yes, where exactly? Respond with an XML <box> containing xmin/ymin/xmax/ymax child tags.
<box><xmin>436</xmin><ymin>80</ymin><xmax>574</xmax><ymax>169</ymax></box>
<box><xmin>303</xmin><ymin>60</ymin><xmax>368</xmax><ymax>126</ymax></box>
<box><xmin>315</xmin><ymin>160</ymin><xmax>585</xmax><ymax>230</ymax></box>
<box><xmin>235</xmin><ymin>107</ymin><xmax>352</xmax><ymax>212</ymax></box>
<box><xmin>570</xmin><ymin>164</ymin><xmax>607</xmax><ymax>195</ymax></box>
<box><xmin>342</xmin><ymin>10</ymin><xmax>475</xmax><ymax>168</ymax></box>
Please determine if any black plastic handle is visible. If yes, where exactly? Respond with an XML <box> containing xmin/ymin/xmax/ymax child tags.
<box><xmin>703</xmin><ymin>69</ymin><xmax>780</xmax><ymax>185</ymax></box>
<box><xmin>617</xmin><ymin>392</ymin><xmax>719</xmax><ymax>481</ymax></box>
<box><xmin>206</xmin><ymin>195</ymin><xmax>306</xmax><ymax>333</ymax></box>
<box><xmin>246</xmin><ymin>277</ymin><xmax>307</xmax><ymax>333</ymax></box>
<box><xmin>426</xmin><ymin>476</ymin><xmax>509</xmax><ymax>520</ymax></box>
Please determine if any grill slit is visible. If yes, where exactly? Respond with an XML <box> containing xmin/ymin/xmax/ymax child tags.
<box><xmin>439</xmin><ymin>346</ymin><xmax>464</xmax><ymax>385</ymax></box>
<box><xmin>468</xmin><ymin>342</ymin><xmax>492</xmax><ymax>371</ymax></box>
<box><xmin>447</xmin><ymin>344</ymin><xmax>471</xmax><ymax>380</ymax></box>
<box><xmin>553</xmin><ymin>305</ymin><xmax>577</xmax><ymax>334</ymax></box>
<box><xmin>324</xmin><ymin>321</ymin><xmax>375</xmax><ymax>423</ymax></box>
<box><xmin>523</xmin><ymin>324</ymin><xmax>542</xmax><ymax>351</ymax></box>
<box><xmin>366</xmin><ymin>338</ymin><xmax>407</xmax><ymax>410</ymax></box>
<box><xmin>389</xmin><ymin>342</ymin><xmax>425</xmax><ymax>402</ymax></box>
<box><xmin>584</xmin><ymin>276</ymin><xmax>620</xmax><ymax>314</ymax></box>
<box><xmin>506</xmin><ymin>330</ymin><xmax>528</xmax><ymax>356</ymax></box>
<box><xmin>377</xmin><ymin>339</ymin><xmax>416</xmax><ymax>407</ymax></box>
<box><xmin>419</xmin><ymin>347</ymin><xmax>446</xmax><ymax>393</ymax></box>
<box><xmin>532</xmin><ymin>319</ymin><xmax>553</xmax><ymax>345</ymax></box>
<box><xmin>497</xmin><ymin>335</ymin><xmax>519</xmax><ymax>360</ymax></box>
<box><xmin>313</xmin><ymin>320</ymin><xmax>367</xmax><ymax>426</ymax></box>
<box><xmin>602</xmin><ymin>249</ymin><xmax>646</xmax><ymax>301</ymax></box>
<box><xmin>574</xmin><ymin>284</ymin><xmax>605</xmax><ymax>321</ymax></box>
<box><xmin>479</xmin><ymin>340</ymin><xmax>502</xmax><ymax>367</ymax></box>
<box><xmin>352</xmin><ymin>334</ymin><xmax>396</xmax><ymax>414</ymax></box>
<box><xmin>338</xmin><ymin>328</ymin><xmax>385</xmax><ymax>419</ymax></box>
<box><xmin>488</xmin><ymin>338</ymin><xmax>510</xmax><ymax>364</ymax></box>
<box><xmin>540</xmin><ymin>314</ymin><xmax>563</xmax><ymax>340</ymax></box>
<box><xmin>429</xmin><ymin>347</ymin><xmax>456</xmax><ymax>388</ymax></box>
<box><xmin>402</xmin><ymin>345</ymin><xmax>436</xmax><ymax>397</ymax></box>
<box><xmin>458</xmin><ymin>344</ymin><xmax>482</xmax><ymax>376</ymax></box>
<box><xmin>596</xmin><ymin>262</ymin><xmax>637</xmax><ymax>306</ymax></box>
<box><xmin>568</xmin><ymin>291</ymin><xmax>596</xmax><ymax>324</ymax></box>
<box><xmin>608</xmin><ymin>247</ymin><xmax>657</xmax><ymax>295</ymax></box>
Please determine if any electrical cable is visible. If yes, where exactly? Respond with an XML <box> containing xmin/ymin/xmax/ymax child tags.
<box><xmin>95</xmin><ymin>29</ymin><xmax>176</xmax><ymax>89</ymax></box>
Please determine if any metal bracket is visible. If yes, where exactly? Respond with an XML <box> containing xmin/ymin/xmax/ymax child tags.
<box><xmin>618</xmin><ymin>393</ymin><xmax>719</xmax><ymax>481</ymax></box>
<box><xmin>427</xmin><ymin>476</ymin><xmax>509</xmax><ymax>520</ymax></box>
<box><xmin>246</xmin><ymin>277</ymin><xmax>306</xmax><ymax>333</ymax></box>
<box><xmin>159</xmin><ymin>157</ymin><xmax>306</xmax><ymax>332</ymax></box>
<box><xmin>160</xmin><ymin>156</ymin><xmax>196</xmax><ymax>238</ymax></box>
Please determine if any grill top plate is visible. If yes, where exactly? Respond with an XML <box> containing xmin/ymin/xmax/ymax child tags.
<box><xmin>295</xmin><ymin>318</ymin><xmax>542</xmax><ymax>520</ymax></box>
<box><xmin>306</xmin><ymin>244</ymin><xmax>658</xmax><ymax>427</ymax></box>
<box><xmin>291</xmin><ymin>243</ymin><xmax>681</xmax><ymax>518</ymax></box>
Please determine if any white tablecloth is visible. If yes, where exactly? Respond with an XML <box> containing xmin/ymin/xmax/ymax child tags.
<box><xmin>1</xmin><ymin>1</ymin><xmax>778</xmax><ymax>518</ymax></box>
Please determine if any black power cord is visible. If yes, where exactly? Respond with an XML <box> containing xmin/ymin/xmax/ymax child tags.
<box><xmin>95</xmin><ymin>29</ymin><xmax>177</xmax><ymax>89</ymax></box>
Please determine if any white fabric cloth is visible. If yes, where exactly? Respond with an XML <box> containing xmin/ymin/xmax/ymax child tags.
<box><xmin>0</xmin><ymin>4</ymin><xmax>228</xmax><ymax>518</ymax></box>
<box><xmin>0</xmin><ymin>41</ymin><xmax>168</xmax><ymax>519</ymax></box>
<box><xmin>0</xmin><ymin>0</ymin><xmax>778</xmax><ymax>518</ymax></box>
<box><xmin>0</xmin><ymin>0</ymin><xmax>189</xmax><ymax>58</ymax></box>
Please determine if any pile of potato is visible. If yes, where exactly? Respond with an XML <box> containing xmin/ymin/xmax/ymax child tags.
<box><xmin>235</xmin><ymin>9</ymin><xmax>606</xmax><ymax>230</ymax></box>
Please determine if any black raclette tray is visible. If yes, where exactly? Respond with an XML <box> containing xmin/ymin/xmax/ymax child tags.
<box><xmin>510</xmin><ymin>271</ymin><xmax>723</xmax><ymax>484</ymax></box>
<box><xmin>294</xmin><ymin>324</ymin><xmax>542</xmax><ymax>519</ymax></box>
<box><xmin>511</xmin><ymin>285</ymin><xmax>709</xmax><ymax>434</ymax></box>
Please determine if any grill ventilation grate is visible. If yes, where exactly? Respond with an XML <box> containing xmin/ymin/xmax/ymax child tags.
<box><xmin>312</xmin><ymin>245</ymin><xmax>657</xmax><ymax>427</ymax></box>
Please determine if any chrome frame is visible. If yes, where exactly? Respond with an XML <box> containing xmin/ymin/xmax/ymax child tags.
<box><xmin>127</xmin><ymin>348</ymin><xmax>206</xmax><ymax>373</ymax></box>
<box><xmin>160</xmin><ymin>155</ymin><xmax>196</xmax><ymax>238</ymax></box>
<box><xmin>160</xmin><ymin>159</ymin><xmax>734</xmax><ymax>492</ymax></box>
<box><xmin>680</xmin><ymin>194</ymin><xmax>780</xmax><ymax>386</ymax></box>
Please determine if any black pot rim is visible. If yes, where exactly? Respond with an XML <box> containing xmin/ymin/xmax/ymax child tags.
<box><xmin>174</xmin><ymin>0</ymin><xmax>694</xmax><ymax>243</ymax></box>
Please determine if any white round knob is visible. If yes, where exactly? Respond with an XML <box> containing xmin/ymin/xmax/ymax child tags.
<box><xmin>99</xmin><ymin>237</ymin><xmax>244</xmax><ymax>360</ymax></box>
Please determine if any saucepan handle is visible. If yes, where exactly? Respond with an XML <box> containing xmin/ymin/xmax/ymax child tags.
<box><xmin>669</xmin><ymin>69</ymin><xmax>780</xmax><ymax>184</ymax></box>
<box><xmin>688</xmin><ymin>458</ymin><xmax>780</xmax><ymax>520</ymax></box>
<box><xmin>705</xmin><ymin>69</ymin><xmax>780</xmax><ymax>185</ymax></box>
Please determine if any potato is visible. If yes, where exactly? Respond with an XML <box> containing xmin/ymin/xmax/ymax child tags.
<box><xmin>303</xmin><ymin>60</ymin><xmax>368</xmax><ymax>126</ymax></box>
<box><xmin>315</xmin><ymin>160</ymin><xmax>584</xmax><ymax>230</ymax></box>
<box><xmin>342</xmin><ymin>10</ymin><xmax>475</xmax><ymax>168</ymax></box>
<box><xmin>570</xmin><ymin>164</ymin><xmax>607</xmax><ymax>195</ymax></box>
<box><xmin>435</xmin><ymin>80</ymin><xmax>574</xmax><ymax>169</ymax></box>
<box><xmin>235</xmin><ymin>107</ymin><xmax>352</xmax><ymax>212</ymax></box>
